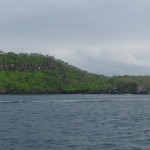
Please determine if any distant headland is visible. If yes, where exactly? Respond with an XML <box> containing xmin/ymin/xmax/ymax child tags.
<box><xmin>0</xmin><ymin>51</ymin><xmax>149</xmax><ymax>94</ymax></box>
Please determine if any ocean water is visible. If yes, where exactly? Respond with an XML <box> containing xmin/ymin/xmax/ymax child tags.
<box><xmin>0</xmin><ymin>94</ymin><xmax>150</xmax><ymax>150</ymax></box>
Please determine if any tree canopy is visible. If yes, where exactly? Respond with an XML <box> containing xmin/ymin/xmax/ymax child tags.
<box><xmin>0</xmin><ymin>51</ymin><xmax>149</xmax><ymax>94</ymax></box>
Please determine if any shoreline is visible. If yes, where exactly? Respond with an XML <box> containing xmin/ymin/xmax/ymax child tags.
<box><xmin>0</xmin><ymin>91</ymin><xmax>148</xmax><ymax>95</ymax></box>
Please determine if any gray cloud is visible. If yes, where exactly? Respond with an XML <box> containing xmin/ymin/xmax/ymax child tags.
<box><xmin>0</xmin><ymin>0</ymin><xmax>150</xmax><ymax>75</ymax></box>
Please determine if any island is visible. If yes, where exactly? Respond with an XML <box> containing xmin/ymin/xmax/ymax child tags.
<box><xmin>0</xmin><ymin>51</ymin><xmax>149</xmax><ymax>94</ymax></box>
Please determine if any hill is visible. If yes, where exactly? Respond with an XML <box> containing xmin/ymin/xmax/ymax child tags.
<box><xmin>0</xmin><ymin>51</ymin><xmax>149</xmax><ymax>94</ymax></box>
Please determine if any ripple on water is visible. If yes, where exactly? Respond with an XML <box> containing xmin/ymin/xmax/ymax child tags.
<box><xmin>0</xmin><ymin>94</ymin><xmax>150</xmax><ymax>150</ymax></box>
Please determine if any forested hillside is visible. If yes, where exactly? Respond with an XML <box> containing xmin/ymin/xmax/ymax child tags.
<box><xmin>0</xmin><ymin>51</ymin><xmax>149</xmax><ymax>94</ymax></box>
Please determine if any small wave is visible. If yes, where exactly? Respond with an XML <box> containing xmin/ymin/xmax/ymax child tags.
<box><xmin>33</xmin><ymin>99</ymin><xmax>105</xmax><ymax>103</ymax></box>
<box><xmin>32</xmin><ymin>98</ymin><xmax>150</xmax><ymax>103</ymax></box>
<box><xmin>33</xmin><ymin>100</ymin><xmax>53</xmax><ymax>103</ymax></box>
<box><xmin>0</xmin><ymin>100</ymin><xmax>26</xmax><ymax>103</ymax></box>
<box><xmin>55</xmin><ymin>99</ymin><xmax>107</xmax><ymax>103</ymax></box>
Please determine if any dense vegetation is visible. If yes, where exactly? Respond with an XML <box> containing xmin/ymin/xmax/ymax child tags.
<box><xmin>0</xmin><ymin>51</ymin><xmax>149</xmax><ymax>94</ymax></box>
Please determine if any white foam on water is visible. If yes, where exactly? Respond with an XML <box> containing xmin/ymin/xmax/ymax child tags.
<box><xmin>0</xmin><ymin>101</ymin><xmax>12</xmax><ymax>103</ymax></box>
<box><xmin>32</xmin><ymin>98</ymin><xmax>150</xmax><ymax>103</ymax></box>
<box><xmin>0</xmin><ymin>100</ymin><xmax>26</xmax><ymax>103</ymax></box>
<box><xmin>33</xmin><ymin>100</ymin><xmax>54</xmax><ymax>103</ymax></box>
<box><xmin>54</xmin><ymin>99</ymin><xmax>107</xmax><ymax>102</ymax></box>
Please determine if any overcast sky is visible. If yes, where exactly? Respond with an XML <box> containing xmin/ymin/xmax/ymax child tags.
<box><xmin>0</xmin><ymin>0</ymin><xmax>150</xmax><ymax>76</ymax></box>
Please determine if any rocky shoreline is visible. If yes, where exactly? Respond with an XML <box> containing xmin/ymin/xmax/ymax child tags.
<box><xmin>0</xmin><ymin>89</ymin><xmax>148</xmax><ymax>95</ymax></box>
<box><xmin>0</xmin><ymin>83</ymin><xmax>148</xmax><ymax>94</ymax></box>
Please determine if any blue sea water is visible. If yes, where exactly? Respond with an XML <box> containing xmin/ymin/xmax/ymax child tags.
<box><xmin>0</xmin><ymin>94</ymin><xmax>150</xmax><ymax>150</ymax></box>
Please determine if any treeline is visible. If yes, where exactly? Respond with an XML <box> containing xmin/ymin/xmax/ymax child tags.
<box><xmin>0</xmin><ymin>51</ymin><xmax>65</xmax><ymax>71</ymax></box>
<box><xmin>0</xmin><ymin>51</ymin><xmax>149</xmax><ymax>94</ymax></box>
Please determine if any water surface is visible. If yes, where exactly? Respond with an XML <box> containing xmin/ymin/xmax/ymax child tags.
<box><xmin>0</xmin><ymin>94</ymin><xmax>150</xmax><ymax>150</ymax></box>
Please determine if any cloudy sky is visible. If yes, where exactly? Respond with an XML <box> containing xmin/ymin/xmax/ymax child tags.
<box><xmin>0</xmin><ymin>0</ymin><xmax>150</xmax><ymax>76</ymax></box>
